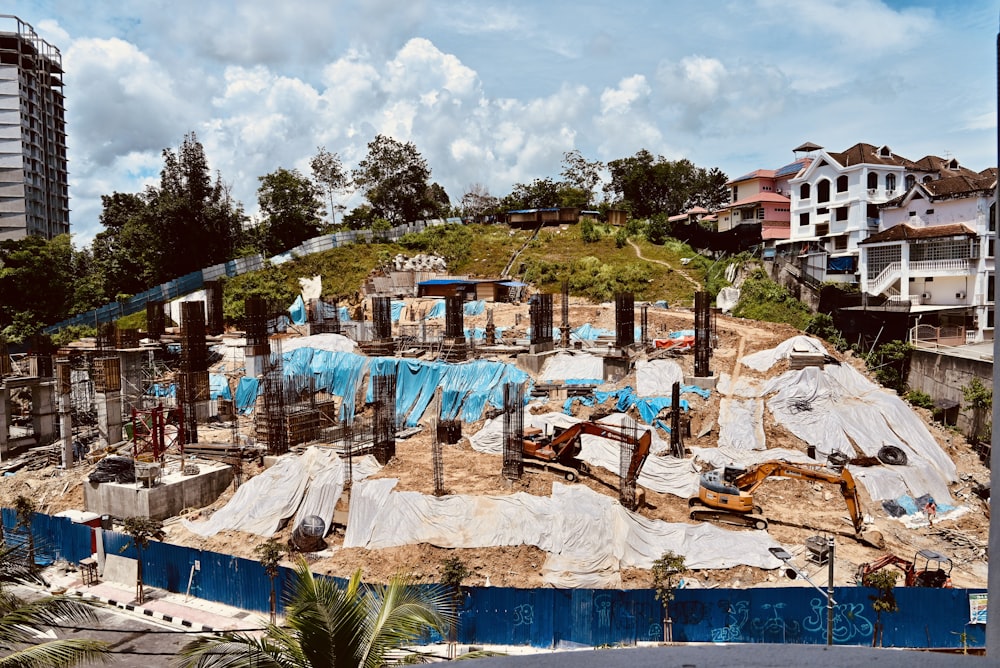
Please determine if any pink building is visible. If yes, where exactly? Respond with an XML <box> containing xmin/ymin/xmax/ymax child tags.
<box><xmin>715</xmin><ymin>159</ymin><xmax>809</xmax><ymax>243</ymax></box>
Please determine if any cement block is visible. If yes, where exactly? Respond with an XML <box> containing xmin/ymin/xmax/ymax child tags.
<box><xmin>84</xmin><ymin>461</ymin><xmax>233</xmax><ymax>521</ymax></box>
<box><xmin>684</xmin><ymin>375</ymin><xmax>718</xmax><ymax>390</ymax></box>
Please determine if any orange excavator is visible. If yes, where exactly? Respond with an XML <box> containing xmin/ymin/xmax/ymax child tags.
<box><xmin>856</xmin><ymin>549</ymin><xmax>953</xmax><ymax>588</ymax></box>
<box><xmin>688</xmin><ymin>461</ymin><xmax>885</xmax><ymax>548</ymax></box>
<box><xmin>523</xmin><ymin>421</ymin><xmax>651</xmax><ymax>484</ymax></box>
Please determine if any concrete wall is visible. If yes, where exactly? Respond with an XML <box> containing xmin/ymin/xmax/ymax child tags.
<box><xmin>84</xmin><ymin>463</ymin><xmax>233</xmax><ymax>521</ymax></box>
<box><xmin>907</xmin><ymin>348</ymin><xmax>991</xmax><ymax>437</ymax></box>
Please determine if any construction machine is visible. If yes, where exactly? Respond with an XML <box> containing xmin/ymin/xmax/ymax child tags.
<box><xmin>523</xmin><ymin>421</ymin><xmax>651</xmax><ymax>484</ymax></box>
<box><xmin>688</xmin><ymin>461</ymin><xmax>884</xmax><ymax>548</ymax></box>
<box><xmin>856</xmin><ymin>549</ymin><xmax>953</xmax><ymax>588</ymax></box>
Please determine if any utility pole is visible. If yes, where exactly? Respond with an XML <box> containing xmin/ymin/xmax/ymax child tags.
<box><xmin>990</xmin><ymin>13</ymin><xmax>1000</xmax><ymax>657</ymax></box>
<box><xmin>827</xmin><ymin>536</ymin><xmax>835</xmax><ymax>646</ymax></box>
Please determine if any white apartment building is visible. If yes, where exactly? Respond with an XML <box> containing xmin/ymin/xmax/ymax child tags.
<box><xmin>0</xmin><ymin>15</ymin><xmax>68</xmax><ymax>241</ymax></box>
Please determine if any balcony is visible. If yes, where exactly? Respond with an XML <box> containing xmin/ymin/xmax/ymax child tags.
<box><xmin>910</xmin><ymin>324</ymin><xmax>970</xmax><ymax>349</ymax></box>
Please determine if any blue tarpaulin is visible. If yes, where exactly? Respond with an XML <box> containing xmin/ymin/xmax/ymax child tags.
<box><xmin>391</xmin><ymin>300</ymin><xmax>406</xmax><ymax>322</ymax></box>
<box><xmin>234</xmin><ymin>377</ymin><xmax>261</xmax><ymax>414</ymax></box>
<box><xmin>147</xmin><ymin>383</ymin><xmax>176</xmax><ymax>398</ymax></box>
<box><xmin>564</xmin><ymin>385</ymin><xmax>709</xmax><ymax>424</ymax></box>
<box><xmin>289</xmin><ymin>295</ymin><xmax>307</xmax><ymax>325</ymax></box>
<box><xmin>424</xmin><ymin>300</ymin><xmax>446</xmax><ymax>319</ymax></box>
<box><xmin>464</xmin><ymin>300</ymin><xmax>485</xmax><ymax>316</ymax></box>
<box><xmin>209</xmin><ymin>373</ymin><xmax>232</xmax><ymax>400</ymax></box>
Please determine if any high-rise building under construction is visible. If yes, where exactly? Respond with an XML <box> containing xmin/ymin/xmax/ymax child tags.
<box><xmin>0</xmin><ymin>15</ymin><xmax>67</xmax><ymax>241</ymax></box>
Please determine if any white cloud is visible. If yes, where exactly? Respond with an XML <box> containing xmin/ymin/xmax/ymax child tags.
<box><xmin>600</xmin><ymin>75</ymin><xmax>651</xmax><ymax>115</ymax></box>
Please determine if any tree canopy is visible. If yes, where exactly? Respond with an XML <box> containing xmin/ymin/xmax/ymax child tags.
<box><xmin>257</xmin><ymin>167</ymin><xmax>326</xmax><ymax>255</ymax></box>
<box><xmin>605</xmin><ymin>150</ymin><xmax>728</xmax><ymax>218</ymax></box>
<box><xmin>351</xmin><ymin>135</ymin><xmax>440</xmax><ymax>224</ymax></box>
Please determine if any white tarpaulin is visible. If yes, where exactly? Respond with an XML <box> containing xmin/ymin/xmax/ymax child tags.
<box><xmin>469</xmin><ymin>412</ymin><xmax>699</xmax><ymax>498</ymax></box>
<box><xmin>181</xmin><ymin>448</ymin><xmax>380</xmax><ymax>537</ymax></box>
<box><xmin>716</xmin><ymin>286</ymin><xmax>740</xmax><ymax>314</ymax></box>
<box><xmin>344</xmin><ymin>479</ymin><xmax>783</xmax><ymax>588</ymax></box>
<box><xmin>635</xmin><ymin>359</ymin><xmax>684</xmax><ymax>397</ymax></box>
<box><xmin>689</xmin><ymin>446</ymin><xmax>818</xmax><ymax>471</ymax></box>
<box><xmin>539</xmin><ymin>353</ymin><xmax>605</xmax><ymax>382</ymax></box>
<box><xmin>299</xmin><ymin>275</ymin><xmax>322</xmax><ymax>301</ymax></box>
<box><xmin>717</xmin><ymin>398</ymin><xmax>765</xmax><ymax>450</ymax></box>
<box><xmin>741</xmin><ymin>335</ymin><xmax>828</xmax><ymax>372</ymax></box>
<box><xmin>281</xmin><ymin>333</ymin><xmax>358</xmax><ymax>354</ymax></box>
<box><xmin>166</xmin><ymin>289</ymin><xmax>207</xmax><ymax>327</ymax></box>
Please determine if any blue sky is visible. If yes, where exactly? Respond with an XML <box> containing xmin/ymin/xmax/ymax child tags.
<box><xmin>7</xmin><ymin>0</ymin><xmax>998</xmax><ymax>244</ymax></box>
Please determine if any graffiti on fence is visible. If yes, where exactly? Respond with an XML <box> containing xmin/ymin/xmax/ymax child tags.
<box><xmin>802</xmin><ymin>597</ymin><xmax>873</xmax><ymax>643</ymax></box>
<box><xmin>751</xmin><ymin>602</ymin><xmax>802</xmax><ymax>643</ymax></box>
<box><xmin>710</xmin><ymin>599</ymin><xmax>750</xmax><ymax>642</ymax></box>
<box><xmin>512</xmin><ymin>603</ymin><xmax>534</xmax><ymax>627</ymax></box>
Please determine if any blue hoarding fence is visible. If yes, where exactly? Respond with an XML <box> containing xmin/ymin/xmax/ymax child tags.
<box><xmin>2</xmin><ymin>509</ymin><xmax>986</xmax><ymax>650</ymax></box>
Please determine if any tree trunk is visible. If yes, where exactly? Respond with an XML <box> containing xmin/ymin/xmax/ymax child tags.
<box><xmin>269</xmin><ymin>580</ymin><xmax>276</xmax><ymax>625</ymax></box>
<box><xmin>136</xmin><ymin>551</ymin><xmax>145</xmax><ymax>605</ymax></box>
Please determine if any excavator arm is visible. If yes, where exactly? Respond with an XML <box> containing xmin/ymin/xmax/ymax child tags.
<box><xmin>528</xmin><ymin>421</ymin><xmax>652</xmax><ymax>483</ymax></box>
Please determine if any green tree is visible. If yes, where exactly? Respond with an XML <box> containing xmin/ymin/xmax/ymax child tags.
<box><xmin>309</xmin><ymin>146</ymin><xmax>350</xmax><ymax>225</ymax></box>
<box><xmin>12</xmin><ymin>496</ymin><xmax>36</xmax><ymax>569</ymax></box>
<box><xmin>439</xmin><ymin>556</ymin><xmax>471</xmax><ymax>644</ymax></box>
<box><xmin>651</xmin><ymin>550</ymin><xmax>685</xmax><ymax>642</ymax></box>
<box><xmin>0</xmin><ymin>542</ymin><xmax>111</xmax><ymax>666</ymax></box>
<box><xmin>560</xmin><ymin>149</ymin><xmax>604</xmax><ymax>206</ymax></box>
<box><xmin>864</xmin><ymin>340</ymin><xmax>911</xmax><ymax>395</ymax></box>
<box><xmin>962</xmin><ymin>376</ymin><xmax>992</xmax><ymax>444</ymax></box>
<box><xmin>805</xmin><ymin>313</ymin><xmax>848</xmax><ymax>352</ymax></box>
<box><xmin>0</xmin><ymin>235</ymin><xmax>78</xmax><ymax>342</ymax></box>
<box><xmin>121</xmin><ymin>517</ymin><xmax>165</xmax><ymax>605</ymax></box>
<box><xmin>257</xmin><ymin>167</ymin><xmax>326</xmax><ymax>255</ymax></box>
<box><xmin>605</xmin><ymin>150</ymin><xmax>728</xmax><ymax>218</ymax></box>
<box><xmin>867</xmin><ymin>569</ymin><xmax>898</xmax><ymax>647</ymax></box>
<box><xmin>175</xmin><ymin>558</ymin><xmax>456</xmax><ymax>668</ymax></box>
<box><xmin>352</xmin><ymin>135</ymin><xmax>435</xmax><ymax>224</ymax></box>
<box><xmin>460</xmin><ymin>183</ymin><xmax>499</xmax><ymax>222</ymax></box>
<box><xmin>500</xmin><ymin>177</ymin><xmax>563</xmax><ymax>211</ymax></box>
<box><xmin>254</xmin><ymin>539</ymin><xmax>286</xmax><ymax>625</ymax></box>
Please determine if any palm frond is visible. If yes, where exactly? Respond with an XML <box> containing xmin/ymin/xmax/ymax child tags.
<box><xmin>357</xmin><ymin>575</ymin><xmax>456</xmax><ymax>668</ymax></box>
<box><xmin>0</xmin><ymin>595</ymin><xmax>101</xmax><ymax>646</ymax></box>
<box><xmin>0</xmin><ymin>638</ymin><xmax>110</xmax><ymax>668</ymax></box>
<box><xmin>173</xmin><ymin>632</ymin><xmax>291</xmax><ymax>668</ymax></box>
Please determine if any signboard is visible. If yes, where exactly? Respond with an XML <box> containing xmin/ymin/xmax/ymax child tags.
<box><xmin>969</xmin><ymin>593</ymin><xmax>987</xmax><ymax>624</ymax></box>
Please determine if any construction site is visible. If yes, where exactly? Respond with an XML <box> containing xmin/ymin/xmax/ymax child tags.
<box><xmin>0</xmin><ymin>257</ymin><xmax>990</xmax><ymax>597</ymax></box>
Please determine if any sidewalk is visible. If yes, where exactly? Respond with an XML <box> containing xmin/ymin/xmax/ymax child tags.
<box><xmin>46</xmin><ymin>565</ymin><xmax>268</xmax><ymax>634</ymax></box>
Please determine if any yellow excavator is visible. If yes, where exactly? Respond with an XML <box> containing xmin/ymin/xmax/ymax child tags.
<box><xmin>523</xmin><ymin>420</ymin><xmax>651</xmax><ymax>484</ymax></box>
<box><xmin>688</xmin><ymin>461</ymin><xmax>885</xmax><ymax>548</ymax></box>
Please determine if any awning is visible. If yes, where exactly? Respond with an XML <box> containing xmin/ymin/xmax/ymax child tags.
<box><xmin>774</xmin><ymin>236</ymin><xmax>822</xmax><ymax>246</ymax></box>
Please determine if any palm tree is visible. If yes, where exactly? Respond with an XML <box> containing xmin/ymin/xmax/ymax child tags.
<box><xmin>0</xmin><ymin>542</ymin><xmax>111</xmax><ymax>666</ymax></box>
<box><xmin>174</xmin><ymin>557</ymin><xmax>456</xmax><ymax>668</ymax></box>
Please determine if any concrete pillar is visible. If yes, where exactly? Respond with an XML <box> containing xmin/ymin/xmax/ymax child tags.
<box><xmin>901</xmin><ymin>244</ymin><xmax>912</xmax><ymax>300</ymax></box>
<box><xmin>96</xmin><ymin>390</ymin><xmax>123</xmax><ymax>448</ymax></box>
<box><xmin>0</xmin><ymin>385</ymin><xmax>9</xmax><ymax>459</ymax></box>
<box><xmin>31</xmin><ymin>380</ymin><xmax>58</xmax><ymax>446</ymax></box>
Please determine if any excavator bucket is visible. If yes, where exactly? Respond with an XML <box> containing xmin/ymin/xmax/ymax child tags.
<box><xmin>861</xmin><ymin>530</ymin><xmax>885</xmax><ymax>550</ymax></box>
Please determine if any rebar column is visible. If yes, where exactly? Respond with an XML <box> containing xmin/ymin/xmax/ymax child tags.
<box><xmin>244</xmin><ymin>297</ymin><xmax>271</xmax><ymax>377</ymax></box>
<box><xmin>180</xmin><ymin>301</ymin><xmax>208</xmax><ymax>444</ymax></box>
<box><xmin>485</xmin><ymin>307</ymin><xmax>496</xmax><ymax>346</ymax></box>
<box><xmin>431</xmin><ymin>389</ymin><xmax>444</xmax><ymax>496</ymax></box>
<box><xmin>529</xmin><ymin>293</ymin><xmax>553</xmax><ymax>345</ymax></box>
<box><xmin>502</xmin><ymin>383</ymin><xmax>524</xmax><ymax>480</ymax></box>
<box><xmin>205</xmin><ymin>280</ymin><xmax>224</xmax><ymax>335</ymax></box>
<box><xmin>373</xmin><ymin>373</ymin><xmax>397</xmax><ymax>465</ymax></box>
<box><xmin>372</xmin><ymin>296</ymin><xmax>392</xmax><ymax>341</ymax></box>
<box><xmin>615</xmin><ymin>293</ymin><xmax>635</xmax><ymax>348</ymax></box>
<box><xmin>619</xmin><ymin>416</ymin><xmax>639</xmax><ymax>511</ymax></box>
<box><xmin>146</xmin><ymin>302</ymin><xmax>164</xmax><ymax>339</ymax></box>
<box><xmin>694</xmin><ymin>291</ymin><xmax>711</xmax><ymax>377</ymax></box>
<box><xmin>261</xmin><ymin>337</ymin><xmax>288</xmax><ymax>455</ymax></box>
<box><xmin>641</xmin><ymin>304</ymin><xmax>649</xmax><ymax>345</ymax></box>
<box><xmin>444</xmin><ymin>295</ymin><xmax>465</xmax><ymax>339</ymax></box>
<box><xmin>670</xmin><ymin>381</ymin><xmax>685</xmax><ymax>458</ymax></box>
<box><xmin>55</xmin><ymin>357</ymin><xmax>72</xmax><ymax>467</ymax></box>
<box><xmin>561</xmin><ymin>281</ymin><xmax>570</xmax><ymax>347</ymax></box>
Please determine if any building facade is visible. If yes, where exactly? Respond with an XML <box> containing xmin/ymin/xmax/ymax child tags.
<box><xmin>0</xmin><ymin>15</ymin><xmax>68</xmax><ymax>241</ymax></box>
<box><xmin>715</xmin><ymin>159</ymin><xmax>809</xmax><ymax>246</ymax></box>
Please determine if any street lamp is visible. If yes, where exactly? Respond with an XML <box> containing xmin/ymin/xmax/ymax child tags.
<box><xmin>769</xmin><ymin>537</ymin><xmax>837</xmax><ymax>646</ymax></box>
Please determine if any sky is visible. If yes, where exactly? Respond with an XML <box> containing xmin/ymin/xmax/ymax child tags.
<box><xmin>6</xmin><ymin>0</ymin><xmax>999</xmax><ymax>245</ymax></box>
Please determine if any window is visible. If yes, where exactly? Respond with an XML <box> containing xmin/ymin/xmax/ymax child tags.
<box><xmin>799</xmin><ymin>212</ymin><xmax>810</xmax><ymax>226</ymax></box>
<box><xmin>837</xmin><ymin>175</ymin><xmax>848</xmax><ymax>192</ymax></box>
<box><xmin>836</xmin><ymin>207</ymin><xmax>848</xmax><ymax>222</ymax></box>
<box><xmin>817</xmin><ymin>179</ymin><xmax>830</xmax><ymax>203</ymax></box>
<box><xmin>990</xmin><ymin>273</ymin><xmax>996</xmax><ymax>304</ymax></box>
<box><xmin>905</xmin><ymin>174</ymin><xmax>916</xmax><ymax>190</ymax></box>
<box><xmin>800</xmin><ymin>183</ymin><xmax>811</xmax><ymax>200</ymax></box>
<box><xmin>757</xmin><ymin>208</ymin><xmax>765</xmax><ymax>220</ymax></box>
<box><xmin>867</xmin><ymin>172</ymin><xmax>878</xmax><ymax>189</ymax></box>
<box><xmin>925</xmin><ymin>209</ymin><xmax>934</xmax><ymax>215</ymax></box>
<box><xmin>989</xmin><ymin>238</ymin><xmax>995</xmax><ymax>259</ymax></box>
<box><xmin>879</xmin><ymin>145</ymin><xmax>892</xmax><ymax>158</ymax></box>
<box><xmin>885</xmin><ymin>174</ymin><xmax>896</xmax><ymax>192</ymax></box>
<box><xmin>817</xmin><ymin>207</ymin><xmax>829</xmax><ymax>215</ymax></box>
<box><xmin>923</xmin><ymin>175</ymin><xmax>933</xmax><ymax>183</ymax></box>
<box><xmin>909</xmin><ymin>211</ymin><xmax>917</xmax><ymax>216</ymax></box>
<box><xmin>990</xmin><ymin>203</ymin><xmax>996</xmax><ymax>233</ymax></box>
<box><xmin>731</xmin><ymin>186</ymin><xmax>738</xmax><ymax>202</ymax></box>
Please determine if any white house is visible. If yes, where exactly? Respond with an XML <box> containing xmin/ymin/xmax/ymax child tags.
<box><xmin>859</xmin><ymin>170</ymin><xmax>997</xmax><ymax>344</ymax></box>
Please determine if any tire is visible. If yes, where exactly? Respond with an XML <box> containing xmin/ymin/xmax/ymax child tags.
<box><xmin>878</xmin><ymin>445</ymin><xmax>908</xmax><ymax>466</ymax></box>
<box><xmin>564</xmin><ymin>471</ymin><xmax>577</xmax><ymax>482</ymax></box>
<box><xmin>688</xmin><ymin>497</ymin><xmax>700</xmax><ymax>507</ymax></box>
<box><xmin>753</xmin><ymin>518</ymin><xmax>768</xmax><ymax>531</ymax></box>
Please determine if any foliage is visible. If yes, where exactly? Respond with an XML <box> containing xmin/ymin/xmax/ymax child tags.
<box><xmin>254</xmin><ymin>540</ymin><xmax>286</xmax><ymax>580</ymax></box>
<box><xmin>398</xmin><ymin>224</ymin><xmax>473</xmax><ymax>269</ymax></box>
<box><xmin>459</xmin><ymin>183</ymin><xmax>500</xmax><ymax>221</ymax></box>
<box><xmin>805</xmin><ymin>312</ymin><xmax>849</xmax><ymax>352</ymax></box>
<box><xmin>257</xmin><ymin>167</ymin><xmax>326</xmax><ymax>255</ymax></box>
<box><xmin>651</xmin><ymin>551</ymin><xmax>685</xmax><ymax>610</ymax></box>
<box><xmin>0</xmin><ymin>542</ymin><xmax>111</xmax><ymax>666</ymax></box>
<box><xmin>614</xmin><ymin>228</ymin><xmax>628</xmax><ymax>248</ymax></box>
<box><xmin>50</xmin><ymin>325</ymin><xmax>97</xmax><ymax>348</ymax></box>
<box><xmin>904</xmin><ymin>389</ymin><xmax>935</xmax><ymax>410</ymax></box>
<box><xmin>352</xmin><ymin>134</ymin><xmax>436</xmax><ymax>224</ymax></box>
<box><xmin>605</xmin><ymin>150</ymin><xmax>728</xmax><ymax>218</ymax></box>
<box><xmin>522</xmin><ymin>255</ymin><xmax>653</xmax><ymax>302</ymax></box>
<box><xmin>864</xmin><ymin>340</ymin><xmax>911</xmax><ymax>394</ymax></box>
<box><xmin>223</xmin><ymin>263</ymin><xmax>300</xmax><ymax>323</ymax></box>
<box><xmin>645</xmin><ymin>214</ymin><xmax>670</xmax><ymax>244</ymax></box>
<box><xmin>175</xmin><ymin>558</ymin><xmax>456</xmax><ymax>668</ymax></box>
<box><xmin>310</xmin><ymin>146</ymin><xmax>350</xmax><ymax>225</ymax></box>
<box><xmin>732</xmin><ymin>269</ymin><xmax>813</xmax><ymax>329</ymax></box>
<box><xmin>579</xmin><ymin>218</ymin><xmax>601</xmax><ymax>243</ymax></box>
<box><xmin>962</xmin><ymin>376</ymin><xmax>992</xmax><ymax>443</ymax></box>
<box><xmin>91</xmin><ymin>133</ymin><xmax>246</xmax><ymax>301</ymax></box>
<box><xmin>560</xmin><ymin>149</ymin><xmax>605</xmax><ymax>206</ymax></box>
<box><xmin>121</xmin><ymin>516</ymin><xmax>165</xmax><ymax>605</ymax></box>
<box><xmin>439</xmin><ymin>556</ymin><xmax>471</xmax><ymax>603</ymax></box>
<box><xmin>867</xmin><ymin>568</ymin><xmax>899</xmax><ymax>647</ymax></box>
<box><xmin>499</xmin><ymin>177</ymin><xmax>563</xmax><ymax>211</ymax></box>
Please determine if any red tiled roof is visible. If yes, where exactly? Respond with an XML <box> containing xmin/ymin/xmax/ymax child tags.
<box><xmin>828</xmin><ymin>143</ymin><xmax>915</xmax><ymax>169</ymax></box>
<box><xmin>727</xmin><ymin>169</ymin><xmax>776</xmax><ymax>185</ymax></box>
<box><xmin>727</xmin><ymin>192</ymin><xmax>790</xmax><ymax>208</ymax></box>
<box><xmin>860</xmin><ymin>222</ymin><xmax>976</xmax><ymax>244</ymax></box>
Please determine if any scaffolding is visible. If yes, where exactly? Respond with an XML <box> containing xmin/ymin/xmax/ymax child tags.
<box><xmin>205</xmin><ymin>280</ymin><xmax>224</xmax><ymax>336</ymax></box>
<box><xmin>502</xmin><ymin>382</ymin><xmax>524</xmax><ymax>480</ymax></box>
<box><xmin>146</xmin><ymin>301</ymin><xmax>165</xmax><ymax>339</ymax></box>
<box><xmin>561</xmin><ymin>281</ymin><xmax>570</xmax><ymax>347</ymax></box>
<box><xmin>372</xmin><ymin>296</ymin><xmax>393</xmax><ymax>341</ymax></box>
<box><xmin>670</xmin><ymin>381</ymin><xmax>685</xmax><ymax>458</ymax></box>
<box><xmin>694</xmin><ymin>291</ymin><xmax>712</xmax><ymax>377</ymax></box>
<box><xmin>261</xmin><ymin>337</ymin><xmax>288</xmax><ymax>455</ymax></box>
